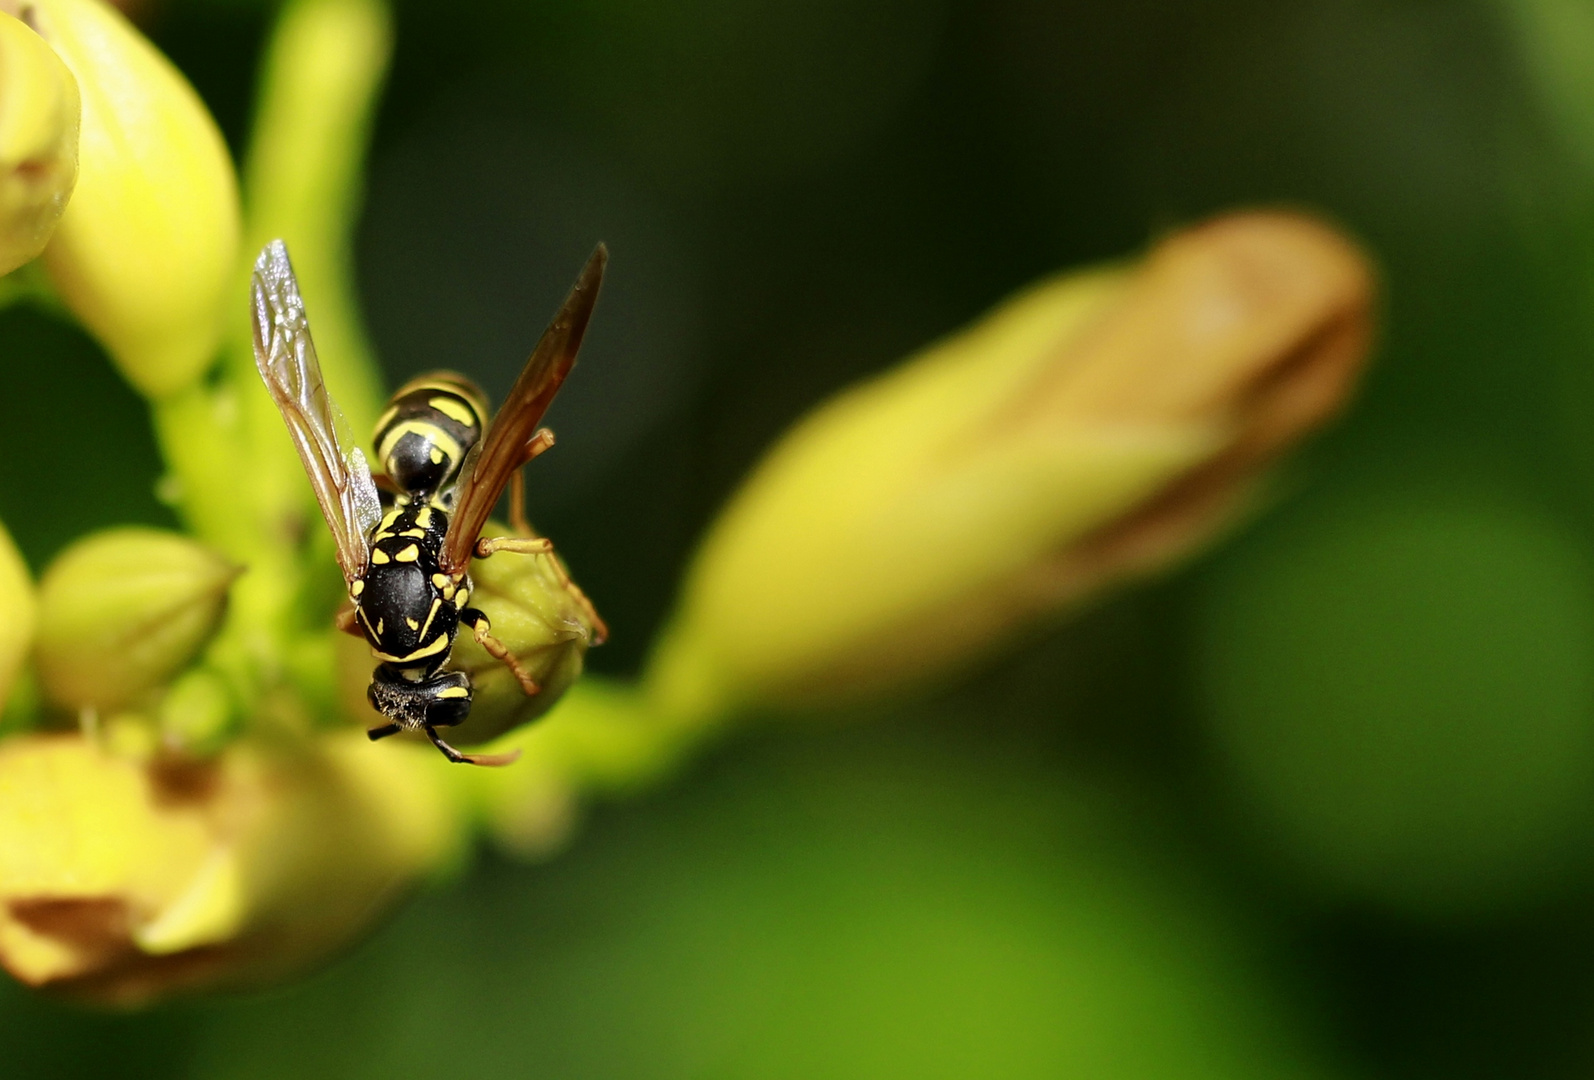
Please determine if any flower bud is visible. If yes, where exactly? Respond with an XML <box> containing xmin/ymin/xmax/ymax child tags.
<box><xmin>0</xmin><ymin>518</ymin><xmax>36</xmax><ymax>709</ymax></box>
<box><xmin>25</xmin><ymin>0</ymin><xmax>239</xmax><ymax>398</ymax></box>
<box><xmin>156</xmin><ymin>667</ymin><xmax>236</xmax><ymax>755</ymax></box>
<box><xmin>336</xmin><ymin>523</ymin><xmax>602</xmax><ymax>746</ymax></box>
<box><xmin>35</xmin><ymin>527</ymin><xmax>238</xmax><ymax>713</ymax></box>
<box><xmin>0</xmin><ymin>731</ymin><xmax>462</xmax><ymax>1004</ymax></box>
<box><xmin>0</xmin><ymin>10</ymin><xmax>78</xmax><ymax>275</ymax></box>
<box><xmin>650</xmin><ymin>211</ymin><xmax>1374</xmax><ymax>713</ymax></box>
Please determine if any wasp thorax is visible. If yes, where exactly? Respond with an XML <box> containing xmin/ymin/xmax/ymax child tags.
<box><xmin>374</xmin><ymin>374</ymin><xmax>487</xmax><ymax>497</ymax></box>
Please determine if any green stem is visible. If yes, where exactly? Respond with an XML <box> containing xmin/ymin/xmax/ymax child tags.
<box><xmin>146</xmin><ymin>0</ymin><xmax>395</xmax><ymax>736</ymax></box>
<box><xmin>239</xmin><ymin>0</ymin><xmax>393</xmax><ymax>439</ymax></box>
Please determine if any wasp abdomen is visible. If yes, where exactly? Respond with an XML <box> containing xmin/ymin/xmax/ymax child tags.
<box><xmin>373</xmin><ymin>375</ymin><xmax>487</xmax><ymax>500</ymax></box>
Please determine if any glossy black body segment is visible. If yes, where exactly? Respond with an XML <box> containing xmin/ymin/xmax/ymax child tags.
<box><xmin>373</xmin><ymin>374</ymin><xmax>488</xmax><ymax>501</ymax></box>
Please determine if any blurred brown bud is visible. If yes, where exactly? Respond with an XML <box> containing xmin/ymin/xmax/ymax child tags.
<box><xmin>649</xmin><ymin>210</ymin><xmax>1375</xmax><ymax>714</ymax></box>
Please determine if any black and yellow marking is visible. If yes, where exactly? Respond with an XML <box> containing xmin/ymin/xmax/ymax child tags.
<box><xmin>419</xmin><ymin>597</ymin><xmax>442</xmax><ymax>640</ymax></box>
<box><xmin>374</xmin><ymin>374</ymin><xmax>488</xmax><ymax>499</ymax></box>
<box><xmin>371</xmin><ymin>631</ymin><xmax>451</xmax><ymax>666</ymax></box>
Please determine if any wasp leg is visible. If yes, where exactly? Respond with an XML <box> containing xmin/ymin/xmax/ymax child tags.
<box><xmin>367</xmin><ymin>722</ymin><xmax>402</xmax><ymax>742</ymax></box>
<box><xmin>422</xmin><ymin>723</ymin><xmax>522</xmax><ymax>767</ymax></box>
<box><xmin>472</xmin><ymin>534</ymin><xmax>608</xmax><ymax>645</ymax></box>
<box><xmin>508</xmin><ymin>429</ymin><xmax>556</xmax><ymax>536</ymax></box>
<box><xmin>475</xmin><ymin>535</ymin><xmax>554</xmax><ymax>558</ymax></box>
<box><xmin>459</xmin><ymin>607</ymin><xmax>543</xmax><ymax>696</ymax></box>
<box><xmin>334</xmin><ymin>604</ymin><xmax>364</xmax><ymax>638</ymax></box>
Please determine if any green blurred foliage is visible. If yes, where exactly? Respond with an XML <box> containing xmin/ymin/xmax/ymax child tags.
<box><xmin>1197</xmin><ymin>465</ymin><xmax>1594</xmax><ymax>918</ymax></box>
<box><xmin>127</xmin><ymin>722</ymin><xmax>1341</xmax><ymax>1080</ymax></box>
<box><xmin>10</xmin><ymin>0</ymin><xmax>1594</xmax><ymax>1076</ymax></box>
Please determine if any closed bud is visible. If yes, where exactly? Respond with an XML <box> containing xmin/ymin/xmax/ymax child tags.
<box><xmin>0</xmin><ymin>518</ymin><xmax>36</xmax><ymax>709</ymax></box>
<box><xmin>650</xmin><ymin>211</ymin><xmax>1374</xmax><ymax>714</ymax></box>
<box><xmin>0</xmin><ymin>9</ymin><xmax>78</xmax><ymax>275</ymax></box>
<box><xmin>447</xmin><ymin>534</ymin><xmax>601</xmax><ymax>744</ymax></box>
<box><xmin>36</xmin><ymin>527</ymin><xmax>237</xmax><ymax>713</ymax></box>
<box><xmin>0</xmin><ymin>732</ymin><xmax>461</xmax><ymax>1004</ymax></box>
<box><xmin>24</xmin><ymin>0</ymin><xmax>239</xmax><ymax>398</ymax></box>
<box><xmin>156</xmin><ymin>667</ymin><xmax>236</xmax><ymax>755</ymax></box>
<box><xmin>335</xmin><ymin>524</ymin><xmax>601</xmax><ymax>745</ymax></box>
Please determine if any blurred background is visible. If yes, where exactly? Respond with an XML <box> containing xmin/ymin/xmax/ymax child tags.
<box><xmin>9</xmin><ymin>0</ymin><xmax>1594</xmax><ymax>1075</ymax></box>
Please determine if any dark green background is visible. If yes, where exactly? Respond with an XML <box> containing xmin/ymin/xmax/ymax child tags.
<box><xmin>7</xmin><ymin>0</ymin><xmax>1594</xmax><ymax>1075</ymax></box>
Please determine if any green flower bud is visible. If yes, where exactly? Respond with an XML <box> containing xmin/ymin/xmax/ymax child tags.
<box><xmin>446</xmin><ymin>532</ymin><xmax>602</xmax><ymax>744</ymax></box>
<box><xmin>156</xmin><ymin>666</ymin><xmax>236</xmax><ymax>755</ymax></box>
<box><xmin>0</xmin><ymin>9</ymin><xmax>78</xmax><ymax>276</ymax></box>
<box><xmin>650</xmin><ymin>211</ymin><xmax>1375</xmax><ymax>716</ymax></box>
<box><xmin>0</xmin><ymin>731</ymin><xmax>462</xmax><ymax>1004</ymax></box>
<box><xmin>35</xmin><ymin>527</ymin><xmax>238</xmax><ymax>714</ymax></box>
<box><xmin>0</xmin><ymin>517</ymin><xmax>36</xmax><ymax>711</ymax></box>
<box><xmin>26</xmin><ymin>0</ymin><xmax>239</xmax><ymax>398</ymax></box>
<box><xmin>334</xmin><ymin>522</ymin><xmax>601</xmax><ymax>746</ymax></box>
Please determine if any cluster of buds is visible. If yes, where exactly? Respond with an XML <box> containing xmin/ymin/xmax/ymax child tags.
<box><xmin>0</xmin><ymin>0</ymin><xmax>608</xmax><ymax>1003</ymax></box>
<box><xmin>0</xmin><ymin>0</ymin><xmax>237</xmax><ymax>396</ymax></box>
<box><xmin>0</xmin><ymin>0</ymin><xmax>1377</xmax><ymax>1009</ymax></box>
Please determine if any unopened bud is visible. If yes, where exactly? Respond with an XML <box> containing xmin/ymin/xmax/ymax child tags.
<box><xmin>35</xmin><ymin>527</ymin><xmax>237</xmax><ymax>713</ymax></box>
<box><xmin>650</xmin><ymin>211</ymin><xmax>1374</xmax><ymax>713</ymax></box>
<box><xmin>25</xmin><ymin>0</ymin><xmax>239</xmax><ymax>398</ymax></box>
<box><xmin>0</xmin><ymin>9</ymin><xmax>78</xmax><ymax>275</ymax></box>
<box><xmin>335</xmin><ymin>525</ymin><xmax>601</xmax><ymax>745</ymax></box>
<box><xmin>447</xmin><ymin>533</ymin><xmax>602</xmax><ymax>744</ymax></box>
<box><xmin>156</xmin><ymin>666</ymin><xmax>235</xmax><ymax>755</ymax></box>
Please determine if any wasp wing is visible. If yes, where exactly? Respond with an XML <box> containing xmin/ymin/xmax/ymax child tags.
<box><xmin>251</xmin><ymin>240</ymin><xmax>382</xmax><ymax>584</ymax></box>
<box><xmin>440</xmin><ymin>243</ymin><xmax>607</xmax><ymax>574</ymax></box>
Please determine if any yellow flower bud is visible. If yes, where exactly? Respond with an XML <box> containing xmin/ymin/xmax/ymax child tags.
<box><xmin>652</xmin><ymin>211</ymin><xmax>1374</xmax><ymax>713</ymax></box>
<box><xmin>335</xmin><ymin>523</ymin><xmax>602</xmax><ymax>746</ymax></box>
<box><xmin>0</xmin><ymin>518</ymin><xmax>36</xmax><ymax>709</ymax></box>
<box><xmin>0</xmin><ymin>9</ymin><xmax>78</xmax><ymax>275</ymax></box>
<box><xmin>35</xmin><ymin>527</ymin><xmax>238</xmax><ymax>713</ymax></box>
<box><xmin>0</xmin><ymin>731</ymin><xmax>461</xmax><ymax>1004</ymax></box>
<box><xmin>26</xmin><ymin>0</ymin><xmax>239</xmax><ymax>398</ymax></box>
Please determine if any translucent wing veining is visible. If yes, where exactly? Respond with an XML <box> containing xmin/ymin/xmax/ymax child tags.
<box><xmin>250</xmin><ymin>240</ymin><xmax>381</xmax><ymax>583</ymax></box>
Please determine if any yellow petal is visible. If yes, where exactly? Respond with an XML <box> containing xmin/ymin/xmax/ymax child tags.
<box><xmin>0</xmin><ymin>9</ymin><xmax>78</xmax><ymax>275</ymax></box>
<box><xmin>0</xmin><ymin>731</ymin><xmax>463</xmax><ymax>1005</ymax></box>
<box><xmin>29</xmin><ymin>0</ymin><xmax>239</xmax><ymax>398</ymax></box>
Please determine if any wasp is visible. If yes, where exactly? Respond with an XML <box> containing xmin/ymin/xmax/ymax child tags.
<box><xmin>250</xmin><ymin>239</ymin><xmax>607</xmax><ymax>766</ymax></box>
